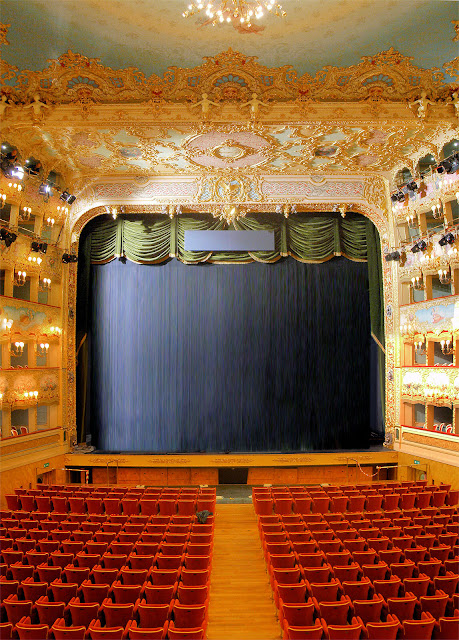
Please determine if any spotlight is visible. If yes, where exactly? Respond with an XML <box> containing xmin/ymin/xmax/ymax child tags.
<box><xmin>437</xmin><ymin>160</ymin><xmax>453</xmax><ymax>174</ymax></box>
<box><xmin>0</xmin><ymin>228</ymin><xmax>17</xmax><ymax>247</ymax></box>
<box><xmin>38</xmin><ymin>183</ymin><xmax>51</xmax><ymax>196</ymax></box>
<box><xmin>390</xmin><ymin>194</ymin><xmax>398</xmax><ymax>203</ymax></box>
<box><xmin>406</xmin><ymin>181</ymin><xmax>418</xmax><ymax>192</ymax></box>
<box><xmin>62</xmin><ymin>253</ymin><xmax>78</xmax><ymax>263</ymax></box>
<box><xmin>439</xmin><ymin>232</ymin><xmax>455</xmax><ymax>246</ymax></box>
<box><xmin>60</xmin><ymin>190</ymin><xmax>76</xmax><ymax>205</ymax></box>
<box><xmin>411</xmin><ymin>239</ymin><xmax>427</xmax><ymax>253</ymax></box>
<box><xmin>396</xmin><ymin>191</ymin><xmax>405</xmax><ymax>202</ymax></box>
<box><xmin>436</xmin><ymin>154</ymin><xmax>459</xmax><ymax>175</ymax></box>
<box><xmin>385</xmin><ymin>251</ymin><xmax>401</xmax><ymax>262</ymax></box>
<box><xmin>0</xmin><ymin>161</ymin><xmax>14</xmax><ymax>178</ymax></box>
<box><xmin>11</xmin><ymin>166</ymin><xmax>24</xmax><ymax>180</ymax></box>
<box><xmin>30</xmin><ymin>241</ymin><xmax>47</xmax><ymax>254</ymax></box>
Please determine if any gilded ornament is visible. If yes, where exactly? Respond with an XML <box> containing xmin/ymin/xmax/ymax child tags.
<box><xmin>452</xmin><ymin>20</ymin><xmax>459</xmax><ymax>42</ymax></box>
<box><xmin>363</xmin><ymin>176</ymin><xmax>389</xmax><ymax>213</ymax></box>
<box><xmin>24</xmin><ymin>93</ymin><xmax>50</xmax><ymax>121</ymax></box>
<box><xmin>0</xmin><ymin>22</ymin><xmax>10</xmax><ymax>46</ymax></box>
<box><xmin>189</xmin><ymin>93</ymin><xmax>219</xmax><ymax>120</ymax></box>
<box><xmin>240</xmin><ymin>92</ymin><xmax>270</xmax><ymax>120</ymax></box>
<box><xmin>409</xmin><ymin>91</ymin><xmax>436</xmax><ymax>119</ymax></box>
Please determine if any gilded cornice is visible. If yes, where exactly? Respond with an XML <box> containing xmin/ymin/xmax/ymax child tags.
<box><xmin>1</xmin><ymin>48</ymin><xmax>454</xmax><ymax>105</ymax></box>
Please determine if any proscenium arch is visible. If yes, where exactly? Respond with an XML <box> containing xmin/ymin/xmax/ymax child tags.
<box><xmin>64</xmin><ymin>200</ymin><xmax>394</xmax><ymax>445</ymax></box>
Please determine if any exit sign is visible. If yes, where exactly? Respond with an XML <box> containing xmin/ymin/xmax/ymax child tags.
<box><xmin>43</xmin><ymin>462</ymin><xmax>49</xmax><ymax>468</ymax></box>
<box><xmin>414</xmin><ymin>460</ymin><xmax>420</xmax><ymax>465</ymax></box>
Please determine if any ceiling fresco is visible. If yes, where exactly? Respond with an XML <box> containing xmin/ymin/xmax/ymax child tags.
<box><xmin>2</xmin><ymin>0</ymin><xmax>458</xmax><ymax>79</ymax></box>
<box><xmin>2</xmin><ymin>121</ymin><xmax>455</xmax><ymax>179</ymax></box>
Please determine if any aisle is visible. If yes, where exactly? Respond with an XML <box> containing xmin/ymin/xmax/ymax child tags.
<box><xmin>206</xmin><ymin>503</ymin><xmax>281</xmax><ymax>640</ymax></box>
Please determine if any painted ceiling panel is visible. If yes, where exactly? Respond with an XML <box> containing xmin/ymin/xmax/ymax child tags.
<box><xmin>2</xmin><ymin>0</ymin><xmax>457</xmax><ymax>79</ymax></box>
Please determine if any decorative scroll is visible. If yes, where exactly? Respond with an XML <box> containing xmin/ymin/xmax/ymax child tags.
<box><xmin>2</xmin><ymin>48</ymin><xmax>453</xmax><ymax>105</ymax></box>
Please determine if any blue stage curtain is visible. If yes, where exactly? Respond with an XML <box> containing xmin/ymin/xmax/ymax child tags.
<box><xmin>89</xmin><ymin>257</ymin><xmax>371</xmax><ymax>452</ymax></box>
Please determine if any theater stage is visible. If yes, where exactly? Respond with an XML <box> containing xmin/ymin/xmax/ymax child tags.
<box><xmin>65</xmin><ymin>449</ymin><xmax>398</xmax><ymax>486</ymax></box>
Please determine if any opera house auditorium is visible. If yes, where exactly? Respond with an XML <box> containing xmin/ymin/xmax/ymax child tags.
<box><xmin>0</xmin><ymin>1</ymin><xmax>459</xmax><ymax>638</ymax></box>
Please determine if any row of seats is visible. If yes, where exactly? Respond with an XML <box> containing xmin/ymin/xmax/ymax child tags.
<box><xmin>5</xmin><ymin>496</ymin><xmax>216</xmax><ymax>517</ymax></box>
<box><xmin>1</xmin><ymin>492</ymin><xmax>214</xmax><ymax>640</ymax></box>
<box><xmin>257</xmin><ymin>507</ymin><xmax>459</xmax><ymax>640</ymax></box>
<box><xmin>0</xmin><ymin>612</ymin><xmax>203</xmax><ymax>639</ymax></box>
<box><xmin>12</xmin><ymin>487</ymin><xmax>216</xmax><ymax>497</ymax></box>
<box><xmin>253</xmin><ymin>484</ymin><xmax>458</xmax><ymax>516</ymax></box>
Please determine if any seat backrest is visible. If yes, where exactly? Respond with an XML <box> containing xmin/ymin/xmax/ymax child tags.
<box><xmin>402</xmin><ymin>612</ymin><xmax>436</xmax><ymax>640</ymax></box>
<box><xmin>172</xmin><ymin>603</ymin><xmax>206</xmax><ymax>628</ymax></box>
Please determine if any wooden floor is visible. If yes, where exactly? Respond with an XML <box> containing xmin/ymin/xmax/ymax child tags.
<box><xmin>207</xmin><ymin>504</ymin><xmax>281</xmax><ymax>640</ymax></box>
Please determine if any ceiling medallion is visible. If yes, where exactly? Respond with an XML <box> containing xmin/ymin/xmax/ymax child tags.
<box><xmin>210</xmin><ymin>140</ymin><xmax>254</xmax><ymax>162</ymax></box>
<box><xmin>182</xmin><ymin>1</ymin><xmax>285</xmax><ymax>28</ymax></box>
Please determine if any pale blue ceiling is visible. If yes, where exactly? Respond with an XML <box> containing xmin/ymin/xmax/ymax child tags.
<box><xmin>1</xmin><ymin>0</ymin><xmax>458</xmax><ymax>79</ymax></box>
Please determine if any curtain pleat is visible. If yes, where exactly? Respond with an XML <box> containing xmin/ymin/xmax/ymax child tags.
<box><xmin>77</xmin><ymin>211</ymin><xmax>386</xmax><ymax>445</ymax></box>
<box><xmin>87</xmin><ymin>212</ymin><xmax>376</xmax><ymax>265</ymax></box>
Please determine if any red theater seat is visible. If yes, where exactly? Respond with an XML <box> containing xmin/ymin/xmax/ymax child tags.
<box><xmin>402</xmin><ymin>611</ymin><xmax>436</xmax><ymax>639</ymax></box>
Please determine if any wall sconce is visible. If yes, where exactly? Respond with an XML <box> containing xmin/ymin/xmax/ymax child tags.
<box><xmin>406</xmin><ymin>214</ymin><xmax>417</xmax><ymax>226</ymax></box>
<box><xmin>24</xmin><ymin>390</ymin><xmax>38</xmax><ymax>401</ymax></box>
<box><xmin>440</xmin><ymin>336</ymin><xmax>454</xmax><ymax>355</ymax></box>
<box><xmin>7</xmin><ymin>182</ymin><xmax>22</xmax><ymax>192</ymax></box>
<box><xmin>20</xmin><ymin>206</ymin><xmax>32</xmax><ymax>221</ymax></box>
<box><xmin>2</xmin><ymin>318</ymin><xmax>13</xmax><ymax>331</ymax></box>
<box><xmin>10</xmin><ymin>341</ymin><xmax>25</xmax><ymax>357</ymax></box>
<box><xmin>0</xmin><ymin>193</ymin><xmax>6</xmax><ymax>208</ymax></box>
<box><xmin>56</xmin><ymin>205</ymin><xmax>69</xmax><ymax>216</ymax></box>
<box><xmin>27</xmin><ymin>255</ymin><xmax>42</xmax><ymax>266</ymax></box>
<box><xmin>411</xmin><ymin>274</ymin><xmax>425</xmax><ymax>290</ymax></box>
<box><xmin>400</xmin><ymin>323</ymin><xmax>415</xmax><ymax>336</ymax></box>
<box><xmin>49</xmin><ymin>326</ymin><xmax>62</xmax><ymax>337</ymax></box>
<box><xmin>414</xmin><ymin>337</ymin><xmax>427</xmax><ymax>355</ymax></box>
<box><xmin>456</xmin><ymin>191</ymin><xmax>459</xmax><ymax>203</ymax></box>
<box><xmin>438</xmin><ymin>268</ymin><xmax>452</xmax><ymax>285</ymax></box>
<box><xmin>39</xmin><ymin>277</ymin><xmax>51</xmax><ymax>291</ymax></box>
<box><xmin>13</xmin><ymin>270</ymin><xmax>27</xmax><ymax>286</ymax></box>
<box><xmin>36</xmin><ymin>342</ymin><xmax>49</xmax><ymax>356</ymax></box>
<box><xmin>432</xmin><ymin>202</ymin><xmax>442</xmax><ymax>218</ymax></box>
<box><xmin>46</xmin><ymin>217</ymin><xmax>55</xmax><ymax>227</ymax></box>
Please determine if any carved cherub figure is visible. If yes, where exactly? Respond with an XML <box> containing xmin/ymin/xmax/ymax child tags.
<box><xmin>241</xmin><ymin>92</ymin><xmax>269</xmax><ymax>120</ymax></box>
<box><xmin>451</xmin><ymin>91</ymin><xmax>459</xmax><ymax>120</ymax></box>
<box><xmin>24</xmin><ymin>93</ymin><xmax>50</xmax><ymax>120</ymax></box>
<box><xmin>0</xmin><ymin>95</ymin><xmax>9</xmax><ymax>117</ymax></box>
<box><xmin>190</xmin><ymin>92</ymin><xmax>218</xmax><ymax>119</ymax></box>
<box><xmin>409</xmin><ymin>90</ymin><xmax>435</xmax><ymax>119</ymax></box>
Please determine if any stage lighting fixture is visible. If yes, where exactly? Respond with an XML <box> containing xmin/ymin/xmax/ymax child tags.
<box><xmin>11</xmin><ymin>166</ymin><xmax>24</xmax><ymax>180</ymax></box>
<box><xmin>390</xmin><ymin>194</ymin><xmax>398</xmax><ymax>203</ymax></box>
<box><xmin>406</xmin><ymin>181</ymin><xmax>418</xmax><ymax>192</ymax></box>
<box><xmin>0</xmin><ymin>161</ymin><xmax>14</xmax><ymax>178</ymax></box>
<box><xmin>439</xmin><ymin>232</ymin><xmax>455</xmax><ymax>246</ymax></box>
<box><xmin>437</xmin><ymin>160</ymin><xmax>452</xmax><ymax>174</ymax></box>
<box><xmin>396</xmin><ymin>191</ymin><xmax>405</xmax><ymax>202</ymax></box>
<box><xmin>60</xmin><ymin>190</ymin><xmax>76</xmax><ymax>205</ymax></box>
<box><xmin>38</xmin><ymin>183</ymin><xmax>51</xmax><ymax>196</ymax></box>
<box><xmin>30</xmin><ymin>241</ymin><xmax>47</xmax><ymax>254</ymax></box>
<box><xmin>411</xmin><ymin>239</ymin><xmax>427</xmax><ymax>253</ymax></box>
<box><xmin>62</xmin><ymin>253</ymin><xmax>78</xmax><ymax>264</ymax></box>
<box><xmin>385</xmin><ymin>251</ymin><xmax>401</xmax><ymax>262</ymax></box>
<box><xmin>0</xmin><ymin>228</ymin><xmax>17</xmax><ymax>248</ymax></box>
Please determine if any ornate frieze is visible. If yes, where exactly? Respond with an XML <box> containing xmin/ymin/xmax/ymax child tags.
<box><xmin>2</xmin><ymin>48</ymin><xmax>454</xmax><ymax>106</ymax></box>
<box><xmin>0</xmin><ymin>368</ymin><xmax>60</xmax><ymax>406</ymax></box>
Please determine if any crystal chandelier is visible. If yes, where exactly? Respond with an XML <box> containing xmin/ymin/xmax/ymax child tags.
<box><xmin>182</xmin><ymin>1</ymin><xmax>286</xmax><ymax>27</ymax></box>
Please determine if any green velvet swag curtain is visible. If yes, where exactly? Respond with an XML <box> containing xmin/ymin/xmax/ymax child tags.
<box><xmin>88</xmin><ymin>213</ymin><xmax>370</xmax><ymax>264</ymax></box>
<box><xmin>76</xmin><ymin>212</ymin><xmax>385</xmax><ymax>442</ymax></box>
